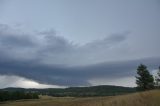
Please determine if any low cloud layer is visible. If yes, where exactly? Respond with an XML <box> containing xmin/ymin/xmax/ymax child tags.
<box><xmin>0</xmin><ymin>24</ymin><xmax>160</xmax><ymax>87</ymax></box>
<box><xmin>0</xmin><ymin>55</ymin><xmax>160</xmax><ymax>86</ymax></box>
<box><xmin>0</xmin><ymin>75</ymin><xmax>64</xmax><ymax>88</ymax></box>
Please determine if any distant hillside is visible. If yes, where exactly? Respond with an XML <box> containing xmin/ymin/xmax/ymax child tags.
<box><xmin>1</xmin><ymin>85</ymin><xmax>136</xmax><ymax>97</ymax></box>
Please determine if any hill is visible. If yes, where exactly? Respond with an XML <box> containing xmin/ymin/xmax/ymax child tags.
<box><xmin>1</xmin><ymin>85</ymin><xmax>136</xmax><ymax>97</ymax></box>
<box><xmin>1</xmin><ymin>90</ymin><xmax>160</xmax><ymax>106</ymax></box>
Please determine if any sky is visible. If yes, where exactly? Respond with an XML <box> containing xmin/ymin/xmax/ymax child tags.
<box><xmin>0</xmin><ymin>0</ymin><xmax>160</xmax><ymax>88</ymax></box>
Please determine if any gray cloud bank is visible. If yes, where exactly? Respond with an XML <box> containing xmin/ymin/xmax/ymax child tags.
<box><xmin>0</xmin><ymin>56</ymin><xmax>160</xmax><ymax>86</ymax></box>
<box><xmin>0</xmin><ymin>24</ymin><xmax>160</xmax><ymax>86</ymax></box>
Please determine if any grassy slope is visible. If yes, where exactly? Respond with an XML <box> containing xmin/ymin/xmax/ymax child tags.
<box><xmin>1</xmin><ymin>90</ymin><xmax>160</xmax><ymax>106</ymax></box>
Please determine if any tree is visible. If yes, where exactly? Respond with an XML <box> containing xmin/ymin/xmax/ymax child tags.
<box><xmin>136</xmin><ymin>64</ymin><xmax>154</xmax><ymax>91</ymax></box>
<box><xmin>0</xmin><ymin>91</ymin><xmax>39</xmax><ymax>102</ymax></box>
<box><xmin>155</xmin><ymin>67</ymin><xmax>160</xmax><ymax>87</ymax></box>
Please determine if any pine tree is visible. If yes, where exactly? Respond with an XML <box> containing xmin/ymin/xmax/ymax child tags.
<box><xmin>136</xmin><ymin>64</ymin><xmax>154</xmax><ymax>91</ymax></box>
<box><xmin>155</xmin><ymin>67</ymin><xmax>160</xmax><ymax>87</ymax></box>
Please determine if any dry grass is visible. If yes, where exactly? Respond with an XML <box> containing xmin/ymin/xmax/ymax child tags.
<box><xmin>0</xmin><ymin>90</ymin><xmax>160</xmax><ymax>106</ymax></box>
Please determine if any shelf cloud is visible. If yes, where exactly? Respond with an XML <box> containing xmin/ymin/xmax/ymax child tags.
<box><xmin>0</xmin><ymin>24</ymin><xmax>160</xmax><ymax>87</ymax></box>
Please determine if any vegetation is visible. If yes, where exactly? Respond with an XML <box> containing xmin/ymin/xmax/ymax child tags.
<box><xmin>0</xmin><ymin>90</ymin><xmax>160</xmax><ymax>106</ymax></box>
<box><xmin>50</xmin><ymin>85</ymin><xmax>136</xmax><ymax>97</ymax></box>
<box><xmin>155</xmin><ymin>67</ymin><xmax>160</xmax><ymax>87</ymax></box>
<box><xmin>0</xmin><ymin>85</ymin><xmax>136</xmax><ymax>98</ymax></box>
<box><xmin>0</xmin><ymin>91</ymin><xmax>39</xmax><ymax>102</ymax></box>
<box><xmin>136</xmin><ymin>64</ymin><xmax>154</xmax><ymax>91</ymax></box>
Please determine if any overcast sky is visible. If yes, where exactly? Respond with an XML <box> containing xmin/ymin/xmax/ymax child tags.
<box><xmin>0</xmin><ymin>0</ymin><xmax>160</xmax><ymax>88</ymax></box>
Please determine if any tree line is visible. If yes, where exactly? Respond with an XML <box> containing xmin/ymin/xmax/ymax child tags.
<box><xmin>136</xmin><ymin>64</ymin><xmax>160</xmax><ymax>91</ymax></box>
<box><xmin>0</xmin><ymin>91</ymin><xmax>39</xmax><ymax>102</ymax></box>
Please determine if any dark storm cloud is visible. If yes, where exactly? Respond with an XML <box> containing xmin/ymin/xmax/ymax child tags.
<box><xmin>0</xmin><ymin>24</ymin><xmax>129</xmax><ymax>65</ymax></box>
<box><xmin>0</xmin><ymin>24</ymin><xmax>76</xmax><ymax>63</ymax></box>
<box><xmin>0</xmin><ymin>56</ymin><xmax>160</xmax><ymax>86</ymax></box>
<box><xmin>0</xmin><ymin>24</ymin><xmax>160</xmax><ymax>86</ymax></box>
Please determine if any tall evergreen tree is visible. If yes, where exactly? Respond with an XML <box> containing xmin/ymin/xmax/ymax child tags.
<box><xmin>136</xmin><ymin>64</ymin><xmax>154</xmax><ymax>91</ymax></box>
<box><xmin>155</xmin><ymin>67</ymin><xmax>160</xmax><ymax>87</ymax></box>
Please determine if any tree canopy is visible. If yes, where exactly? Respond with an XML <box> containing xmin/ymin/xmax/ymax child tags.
<box><xmin>136</xmin><ymin>64</ymin><xmax>154</xmax><ymax>91</ymax></box>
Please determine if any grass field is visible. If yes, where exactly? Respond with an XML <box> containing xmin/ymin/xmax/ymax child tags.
<box><xmin>1</xmin><ymin>90</ymin><xmax>160</xmax><ymax>106</ymax></box>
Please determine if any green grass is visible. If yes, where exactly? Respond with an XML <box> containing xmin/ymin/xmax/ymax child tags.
<box><xmin>1</xmin><ymin>90</ymin><xmax>160</xmax><ymax>106</ymax></box>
